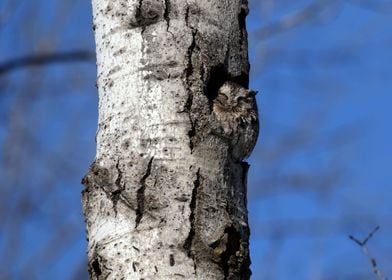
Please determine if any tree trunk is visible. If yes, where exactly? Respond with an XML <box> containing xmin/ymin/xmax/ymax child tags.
<box><xmin>82</xmin><ymin>0</ymin><xmax>258</xmax><ymax>279</ymax></box>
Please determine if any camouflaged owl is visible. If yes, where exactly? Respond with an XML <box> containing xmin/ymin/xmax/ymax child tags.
<box><xmin>212</xmin><ymin>81</ymin><xmax>259</xmax><ymax>160</ymax></box>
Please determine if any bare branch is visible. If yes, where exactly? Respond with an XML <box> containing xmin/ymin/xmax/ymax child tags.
<box><xmin>349</xmin><ymin>226</ymin><xmax>388</xmax><ymax>280</ymax></box>
<box><xmin>0</xmin><ymin>50</ymin><xmax>95</xmax><ymax>75</ymax></box>
<box><xmin>349</xmin><ymin>225</ymin><xmax>380</xmax><ymax>246</ymax></box>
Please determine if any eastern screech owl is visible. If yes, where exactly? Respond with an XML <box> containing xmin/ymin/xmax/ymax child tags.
<box><xmin>212</xmin><ymin>81</ymin><xmax>259</xmax><ymax>160</ymax></box>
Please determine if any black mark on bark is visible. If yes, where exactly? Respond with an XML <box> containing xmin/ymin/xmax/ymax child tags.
<box><xmin>129</xmin><ymin>0</ymin><xmax>153</xmax><ymax>36</ymax></box>
<box><xmin>132</xmin><ymin>262</ymin><xmax>139</xmax><ymax>272</ymax></box>
<box><xmin>132</xmin><ymin>246</ymin><xmax>140</xmax><ymax>252</ymax></box>
<box><xmin>169</xmin><ymin>254</ymin><xmax>175</xmax><ymax>266</ymax></box>
<box><xmin>131</xmin><ymin>0</ymin><xmax>162</xmax><ymax>30</ymax></box>
<box><xmin>135</xmin><ymin>157</ymin><xmax>154</xmax><ymax>228</ymax></box>
<box><xmin>110</xmin><ymin>189</ymin><xmax>121</xmax><ymax>216</ymax></box>
<box><xmin>89</xmin><ymin>246</ymin><xmax>113</xmax><ymax>279</ymax></box>
<box><xmin>91</xmin><ymin>258</ymin><xmax>102</xmax><ymax>277</ymax></box>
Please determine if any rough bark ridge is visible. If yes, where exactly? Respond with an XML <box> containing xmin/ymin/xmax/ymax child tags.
<box><xmin>83</xmin><ymin>0</ymin><xmax>256</xmax><ymax>279</ymax></box>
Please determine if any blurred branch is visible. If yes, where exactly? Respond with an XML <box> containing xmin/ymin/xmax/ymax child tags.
<box><xmin>348</xmin><ymin>0</ymin><xmax>392</xmax><ymax>13</ymax></box>
<box><xmin>0</xmin><ymin>50</ymin><xmax>95</xmax><ymax>75</ymax></box>
<box><xmin>255</xmin><ymin>0</ymin><xmax>340</xmax><ymax>39</ymax></box>
<box><xmin>349</xmin><ymin>226</ymin><xmax>388</xmax><ymax>280</ymax></box>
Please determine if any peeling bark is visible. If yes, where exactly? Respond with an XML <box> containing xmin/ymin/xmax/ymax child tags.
<box><xmin>83</xmin><ymin>0</ymin><xmax>257</xmax><ymax>279</ymax></box>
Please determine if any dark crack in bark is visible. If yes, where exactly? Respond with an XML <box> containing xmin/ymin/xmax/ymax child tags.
<box><xmin>185</xmin><ymin>6</ymin><xmax>190</xmax><ymax>26</ymax></box>
<box><xmin>183</xmin><ymin>169</ymin><xmax>201</xmax><ymax>271</ymax></box>
<box><xmin>82</xmin><ymin>160</ymin><xmax>135</xmax><ymax>218</ymax></box>
<box><xmin>238</xmin><ymin>0</ymin><xmax>249</xmax><ymax>41</ymax></box>
<box><xmin>183</xmin><ymin>30</ymin><xmax>198</xmax><ymax>152</ymax></box>
<box><xmin>221</xmin><ymin>226</ymin><xmax>240</xmax><ymax>278</ymax></box>
<box><xmin>241</xmin><ymin>162</ymin><xmax>249</xmax><ymax>193</ymax></box>
<box><xmin>164</xmin><ymin>0</ymin><xmax>171</xmax><ymax>31</ymax></box>
<box><xmin>111</xmin><ymin>160</ymin><xmax>124</xmax><ymax>215</ymax></box>
<box><xmin>210</xmin><ymin>225</ymin><xmax>251</xmax><ymax>279</ymax></box>
<box><xmin>187</xmin><ymin>120</ymin><xmax>196</xmax><ymax>152</ymax></box>
<box><xmin>186</xmin><ymin>31</ymin><xmax>197</xmax><ymax>81</ymax></box>
<box><xmin>135</xmin><ymin>157</ymin><xmax>154</xmax><ymax>228</ymax></box>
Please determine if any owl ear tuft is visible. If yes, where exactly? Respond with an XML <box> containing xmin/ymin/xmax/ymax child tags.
<box><xmin>247</xmin><ymin>89</ymin><xmax>258</xmax><ymax>96</ymax></box>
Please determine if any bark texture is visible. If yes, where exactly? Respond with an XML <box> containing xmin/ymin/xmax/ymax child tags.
<box><xmin>82</xmin><ymin>0</ymin><xmax>257</xmax><ymax>279</ymax></box>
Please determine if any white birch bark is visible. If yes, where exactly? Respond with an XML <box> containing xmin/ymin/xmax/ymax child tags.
<box><xmin>82</xmin><ymin>0</ymin><xmax>257</xmax><ymax>279</ymax></box>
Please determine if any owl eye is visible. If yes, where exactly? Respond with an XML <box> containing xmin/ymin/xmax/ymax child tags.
<box><xmin>218</xmin><ymin>92</ymin><xmax>229</xmax><ymax>100</ymax></box>
<box><xmin>236</xmin><ymin>96</ymin><xmax>249</xmax><ymax>103</ymax></box>
<box><xmin>215</xmin><ymin>93</ymin><xmax>228</xmax><ymax>104</ymax></box>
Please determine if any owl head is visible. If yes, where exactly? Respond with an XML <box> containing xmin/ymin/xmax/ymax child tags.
<box><xmin>214</xmin><ymin>82</ymin><xmax>256</xmax><ymax>112</ymax></box>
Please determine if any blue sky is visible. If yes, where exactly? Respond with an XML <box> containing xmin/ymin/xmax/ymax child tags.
<box><xmin>247</xmin><ymin>1</ymin><xmax>392</xmax><ymax>278</ymax></box>
<box><xmin>0</xmin><ymin>0</ymin><xmax>391</xmax><ymax>279</ymax></box>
